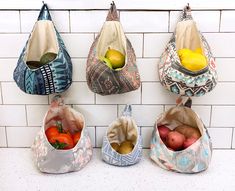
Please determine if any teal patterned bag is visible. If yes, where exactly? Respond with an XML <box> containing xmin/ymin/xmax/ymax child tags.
<box><xmin>13</xmin><ymin>3</ymin><xmax>72</xmax><ymax>95</ymax></box>
<box><xmin>150</xmin><ymin>97</ymin><xmax>212</xmax><ymax>173</ymax></box>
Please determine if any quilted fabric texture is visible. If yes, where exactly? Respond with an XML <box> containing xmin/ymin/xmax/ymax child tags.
<box><xmin>150</xmin><ymin>99</ymin><xmax>212</xmax><ymax>173</ymax></box>
<box><xmin>86</xmin><ymin>2</ymin><xmax>140</xmax><ymax>95</ymax></box>
<box><xmin>158</xmin><ymin>7</ymin><xmax>218</xmax><ymax>97</ymax></box>
<box><xmin>13</xmin><ymin>4</ymin><xmax>72</xmax><ymax>95</ymax></box>
<box><xmin>31</xmin><ymin>95</ymin><xmax>93</xmax><ymax>174</ymax></box>
<box><xmin>101</xmin><ymin>105</ymin><xmax>142</xmax><ymax>166</ymax></box>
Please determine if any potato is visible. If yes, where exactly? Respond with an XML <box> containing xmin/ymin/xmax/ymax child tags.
<box><xmin>111</xmin><ymin>142</ymin><xmax>120</xmax><ymax>152</ymax></box>
<box><xmin>118</xmin><ymin>141</ymin><xmax>134</xmax><ymax>154</ymax></box>
<box><xmin>175</xmin><ymin>125</ymin><xmax>201</xmax><ymax>139</ymax></box>
<box><xmin>166</xmin><ymin>131</ymin><xmax>185</xmax><ymax>151</ymax></box>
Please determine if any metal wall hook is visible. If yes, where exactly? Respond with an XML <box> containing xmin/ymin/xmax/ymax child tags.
<box><xmin>42</xmin><ymin>1</ymin><xmax>45</xmax><ymax>4</ymax></box>
<box><xmin>186</xmin><ymin>3</ymin><xmax>191</xmax><ymax>11</ymax></box>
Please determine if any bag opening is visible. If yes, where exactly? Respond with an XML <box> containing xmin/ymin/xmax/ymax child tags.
<box><xmin>25</xmin><ymin>20</ymin><xmax>59</xmax><ymax>67</ymax></box>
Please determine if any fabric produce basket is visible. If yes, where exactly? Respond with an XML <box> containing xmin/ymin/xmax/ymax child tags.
<box><xmin>31</xmin><ymin>95</ymin><xmax>92</xmax><ymax>173</ymax></box>
<box><xmin>102</xmin><ymin>105</ymin><xmax>142</xmax><ymax>166</ymax></box>
<box><xmin>86</xmin><ymin>2</ymin><xmax>140</xmax><ymax>95</ymax></box>
<box><xmin>150</xmin><ymin>97</ymin><xmax>212</xmax><ymax>173</ymax></box>
<box><xmin>13</xmin><ymin>3</ymin><xmax>72</xmax><ymax>95</ymax></box>
<box><xmin>158</xmin><ymin>5</ymin><xmax>218</xmax><ymax>97</ymax></box>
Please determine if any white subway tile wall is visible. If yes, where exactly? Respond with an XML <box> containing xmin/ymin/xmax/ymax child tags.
<box><xmin>0</xmin><ymin>8</ymin><xmax>234</xmax><ymax>150</ymax></box>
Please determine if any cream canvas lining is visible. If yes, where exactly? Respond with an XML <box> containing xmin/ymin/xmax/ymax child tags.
<box><xmin>107</xmin><ymin>117</ymin><xmax>138</xmax><ymax>145</ymax></box>
<box><xmin>44</xmin><ymin>106</ymin><xmax>84</xmax><ymax>134</ymax></box>
<box><xmin>175</xmin><ymin>20</ymin><xmax>204</xmax><ymax>53</ymax></box>
<box><xmin>25</xmin><ymin>20</ymin><xmax>59</xmax><ymax>61</ymax></box>
<box><xmin>96</xmin><ymin>21</ymin><xmax>126</xmax><ymax>58</ymax></box>
<box><xmin>158</xmin><ymin>107</ymin><xmax>204</xmax><ymax>135</ymax></box>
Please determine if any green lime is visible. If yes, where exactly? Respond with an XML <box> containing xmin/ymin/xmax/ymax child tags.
<box><xmin>40</xmin><ymin>52</ymin><xmax>57</xmax><ymax>65</ymax></box>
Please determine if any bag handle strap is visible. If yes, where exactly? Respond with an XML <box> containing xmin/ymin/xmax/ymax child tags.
<box><xmin>106</xmin><ymin>1</ymin><xmax>119</xmax><ymax>21</ymax></box>
<box><xmin>122</xmin><ymin>104</ymin><xmax>132</xmax><ymax>117</ymax></box>
<box><xmin>176</xmin><ymin>96</ymin><xmax>192</xmax><ymax>108</ymax></box>
<box><xmin>180</xmin><ymin>3</ymin><xmax>193</xmax><ymax>21</ymax></box>
<box><xmin>38</xmin><ymin>2</ymin><xmax>52</xmax><ymax>21</ymax></box>
<box><xmin>50</xmin><ymin>95</ymin><xmax>64</xmax><ymax>108</ymax></box>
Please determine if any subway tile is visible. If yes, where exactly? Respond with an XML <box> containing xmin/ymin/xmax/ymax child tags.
<box><xmin>137</xmin><ymin>58</ymin><xmax>159</xmax><ymax>82</ymax></box>
<box><xmin>71</xmin><ymin>59</ymin><xmax>87</xmax><ymax>81</ymax></box>
<box><xmin>203</xmin><ymin>33</ymin><xmax>235</xmax><ymax>57</ymax></box>
<box><xmin>126</xmin><ymin>34</ymin><xmax>143</xmax><ymax>58</ymax></box>
<box><xmin>59</xmin><ymin>82</ymin><xmax>94</xmax><ymax>104</ymax></box>
<box><xmin>61</xmin><ymin>34</ymin><xmax>94</xmax><ymax>58</ymax></box>
<box><xmin>0</xmin><ymin>59</ymin><xmax>17</xmax><ymax>81</ymax></box>
<box><xmin>0</xmin><ymin>34</ymin><xmax>28</xmax><ymax>57</ymax></box>
<box><xmin>142</xmin><ymin>82</ymin><xmax>178</xmax><ymax>104</ymax></box>
<box><xmin>118</xmin><ymin>105</ymin><xmax>163</xmax><ymax>126</ymax></box>
<box><xmin>6</xmin><ymin>126</ymin><xmax>40</xmax><ymax>147</ymax></box>
<box><xmin>211</xmin><ymin>106</ymin><xmax>235</xmax><ymax>127</ymax></box>
<box><xmin>0</xmin><ymin>11</ymin><xmax>20</xmax><ymax>32</ymax></box>
<box><xmin>208</xmin><ymin>128</ymin><xmax>232</xmax><ymax>149</ymax></box>
<box><xmin>220</xmin><ymin>11</ymin><xmax>235</xmax><ymax>32</ymax></box>
<box><xmin>87</xmin><ymin>126</ymin><xmax>95</xmax><ymax>147</ymax></box>
<box><xmin>70</xmin><ymin>11</ymin><xmax>107</xmax><ymax>32</ymax></box>
<box><xmin>141</xmin><ymin>126</ymin><xmax>153</xmax><ymax>148</ymax></box>
<box><xmin>144</xmin><ymin>33</ymin><xmax>172</xmax><ymax>58</ymax></box>
<box><xmin>26</xmin><ymin>105</ymin><xmax>49</xmax><ymax>126</ymax></box>
<box><xmin>96</xmin><ymin>126</ymin><xmax>108</xmax><ymax>147</ymax></box>
<box><xmin>120</xmin><ymin>11</ymin><xmax>168</xmax><ymax>32</ymax></box>
<box><xmin>0</xmin><ymin>105</ymin><xmax>26</xmax><ymax>126</ymax></box>
<box><xmin>216</xmin><ymin>58</ymin><xmax>235</xmax><ymax>82</ymax></box>
<box><xmin>73</xmin><ymin>105</ymin><xmax>117</xmax><ymax>126</ymax></box>
<box><xmin>21</xmin><ymin>11</ymin><xmax>70</xmax><ymax>33</ymax></box>
<box><xmin>0</xmin><ymin>127</ymin><xmax>7</xmax><ymax>147</ymax></box>
<box><xmin>96</xmin><ymin>88</ymin><xmax>141</xmax><ymax>104</ymax></box>
<box><xmin>192</xmin><ymin>83</ymin><xmax>235</xmax><ymax>105</ymax></box>
<box><xmin>191</xmin><ymin>106</ymin><xmax>211</xmax><ymax>127</ymax></box>
<box><xmin>1</xmin><ymin>82</ymin><xmax>48</xmax><ymax>104</ymax></box>
<box><xmin>170</xmin><ymin>11</ymin><xmax>220</xmax><ymax>32</ymax></box>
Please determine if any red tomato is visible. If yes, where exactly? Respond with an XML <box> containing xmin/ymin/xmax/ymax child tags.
<box><xmin>73</xmin><ymin>132</ymin><xmax>81</xmax><ymax>146</ymax></box>
<box><xmin>45</xmin><ymin>126</ymin><xmax>59</xmax><ymax>140</ymax></box>
<box><xmin>49</xmin><ymin>133</ymin><xmax>74</xmax><ymax>150</ymax></box>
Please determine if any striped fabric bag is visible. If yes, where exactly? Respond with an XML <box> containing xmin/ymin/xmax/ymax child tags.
<box><xmin>13</xmin><ymin>3</ymin><xmax>72</xmax><ymax>95</ymax></box>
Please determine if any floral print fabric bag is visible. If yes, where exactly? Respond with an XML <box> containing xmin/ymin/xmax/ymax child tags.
<box><xmin>13</xmin><ymin>3</ymin><xmax>72</xmax><ymax>95</ymax></box>
<box><xmin>31</xmin><ymin>95</ymin><xmax>92</xmax><ymax>174</ymax></box>
<box><xmin>150</xmin><ymin>97</ymin><xmax>212</xmax><ymax>173</ymax></box>
<box><xmin>158</xmin><ymin>5</ymin><xmax>218</xmax><ymax>97</ymax></box>
<box><xmin>86</xmin><ymin>2</ymin><xmax>140</xmax><ymax>95</ymax></box>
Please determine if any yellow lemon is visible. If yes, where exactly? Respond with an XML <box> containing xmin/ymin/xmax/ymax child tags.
<box><xmin>105</xmin><ymin>48</ymin><xmax>125</xmax><ymax>69</ymax></box>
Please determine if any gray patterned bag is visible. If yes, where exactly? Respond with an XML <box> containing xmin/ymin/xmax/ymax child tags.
<box><xmin>158</xmin><ymin>6</ymin><xmax>218</xmax><ymax>97</ymax></box>
<box><xmin>150</xmin><ymin>97</ymin><xmax>212</xmax><ymax>173</ymax></box>
<box><xmin>102</xmin><ymin>105</ymin><xmax>142</xmax><ymax>166</ymax></box>
<box><xmin>31</xmin><ymin>95</ymin><xmax>92</xmax><ymax>174</ymax></box>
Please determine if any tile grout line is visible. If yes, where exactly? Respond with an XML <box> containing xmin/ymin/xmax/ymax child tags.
<box><xmin>219</xmin><ymin>10</ymin><xmax>222</xmax><ymax>32</ymax></box>
<box><xmin>0</xmin><ymin>82</ymin><xmax>3</xmax><ymax>104</ymax></box>
<box><xmin>25</xmin><ymin>104</ymin><xmax>29</xmax><ymax>126</ymax></box>
<box><xmin>68</xmin><ymin>10</ymin><xmax>71</xmax><ymax>33</ymax></box>
<box><xmin>5</xmin><ymin>126</ymin><xmax>8</xmax><ymax>147</ymax></box>
<box><xmin>168</xmin><ymin>11</ymin><xmax>170</xmax><ymax>32</ymax></box>
<box><xmin>19</xmin><ymin>10</ymin><xmax>22</xmax><ymax>33</ymax></box>
<box><xmin>231</xmin><ymin>128</ymin><xmax>234</xmax><ymax>149</ymax></box>
<box><xmin>142</xmin><ymin>33</ymin><xmax>144</xmax><ymax>58</ymax></box>
<box><xmin>209</xmin><ymin>105</ymin><xmax>213</xmax><ymax>128</ymax></box>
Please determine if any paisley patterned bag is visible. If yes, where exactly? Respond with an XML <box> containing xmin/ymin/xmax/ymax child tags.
<box><xmin>150</xmin><ymin>97</ymin><xmax>212</xmax><ymax>173</ymax></box>
<box><xmin>158</xmin><ymin>6</ymin><xmax>218</xmax><ymax>97</ymax></box>
<box><xmin>31</xmin><ymin>95</ymin><xmax>92</xmax><ymax>174</ymax></box>
<box><xmin>102</xmin><ymin>105</ymin><xmax>142</xmax><ymax>166</ymax></box>
<box><xmin>86</xmin><ymin>2</ymin><xmax>140</xmax><ymax>95</ymax></box>
<box><xmin>13</xmin><ymin>3</ymin><xmax>72</xmax><ymax>95</ymax></box>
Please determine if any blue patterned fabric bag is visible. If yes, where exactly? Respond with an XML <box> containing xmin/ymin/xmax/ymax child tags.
<box><xmin>13</xmin><ymin>3</ymin><xmax>72</xmax><ymax>95</ymax></box>
<box><xmin>150</xmin><ymin>97</ymin><xmax>212</xmax><ymax>173</ymax></box>
<box><xmin>102</xmin><ymin>105</ymin><xmax>142</xmax><ymax>166</ymax></box>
